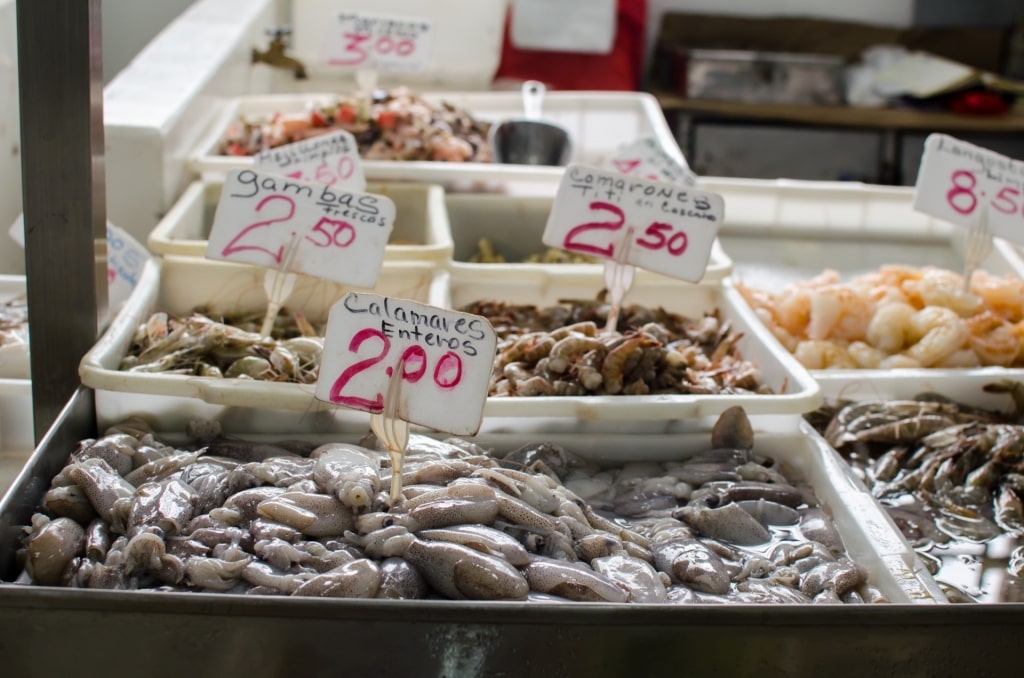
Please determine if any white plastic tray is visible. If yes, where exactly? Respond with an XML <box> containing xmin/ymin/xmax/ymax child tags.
<box><xmin>0</xmin><ymin>378</ymin><xmax>31</xmax><ymax>453</ymax></box>
<box><xmin>148</xmin><ymin>179</ymin><xmax>453</xmax><ymax>265</ymax></box>
<box><xmin>470</xmin><ymin>425</ymin><xmax>944</xmax><ymax>604</ymax></box>
<box><xmin>115</xmin><ymin>422</ymin><xmax>943</xmax><ymax>604</ymax></box>
<box><xmin>0</xmin><ymin>275</ymin><xmax>31</xmax><ymax>453</ymax></box>
<box><xmin>446</xmin><ymin>193</ymin><xmax>733</xmax><ymax>284</ymax></box>
<box><xmin>445</xmin><ymin>269</ymin><xmax>822</xmax><ymax>432</ymax></box>
<box><xmin>714</xmin><ymin>181</ymin><xmax>1024</xmax><ymax>405</ymax></box>
<box><xmin>0</xmin><ymin>275</ymin><xmax>28</xmax><ymax>380</ymax></box>
<box><xmin>189</xmin><ymin>91</ymin><xmax>682</xmax><ymax>188</ymax></box>
<box><xmin>80</xmin><ymin>256</ymin><xmax>446</xmax><ymax>435</ymax></box>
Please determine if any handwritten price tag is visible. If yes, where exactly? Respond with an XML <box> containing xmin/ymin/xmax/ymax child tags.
<box><xmin>542</xmin><ymin>165</ymin><xmax>725</xmax><ymax>282</ymax></box>
<box><xmin>316</xmin><ymin>293</ymin><xmax>496</xmax><ymax>436</ymax></box>
<box><xmin>206</xmin><ymin>169</ymin><xmax>394</xmax><ymax>288</ymax></box>
<box><xmin>323</xmin><ymin>12</ymin><xmax>432</xmax><ymax>72</ymax></box>
<box><xmin>106</xmin><ymin>223</ymin><xmax>151</xmax><ymax>309</ymax></box>
<box><xmin>914</xmin><ymin>133</ymin><xmax>1024</xmax><ymax>245</ymax></box>
<box><xmin>602</xmin><ymin>137</ymin><xmax>698</xmax><ymax>187</ymax></box>
<box><xmin>255</xmin><ymin>130</ymin><xmax>366</xmax><ymax>192</ymax></box>
<box><xmin>9</xmin><ymin>215</ymin><xmax>148</xmax><ymax>310</ymax></box>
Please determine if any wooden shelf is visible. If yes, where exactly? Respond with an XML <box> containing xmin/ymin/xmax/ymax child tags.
<box><xmin>652</xmin><ymin>91</ymin><xmax>1024</xmax><ymax>133</ymax></box>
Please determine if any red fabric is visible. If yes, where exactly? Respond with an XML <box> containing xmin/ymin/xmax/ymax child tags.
<box><xmin>493</xmin><ymin>0</ymin><xmax>648</xmax><ymax>91</ymax></box>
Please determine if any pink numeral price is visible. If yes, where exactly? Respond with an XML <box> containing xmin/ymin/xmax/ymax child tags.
<box><xmin>562</xmin><ymin>201</ymin><xmax>689</xmax><ymax>259</ymax></box>
<box><xmin>325</xmin><ymin>13</ymin><xmax>431</xmax><ymax>71</ymax></box>
<box><xmin>913</xmin><ymin>134</ymin><xmax>1024</xmax><ymax>247</ymax></box>
<box><xmin>604</xmin><ymin>138</ymin><xmax>698</xmax><ymax>187</ymax></box>
<box><xmin>207</xmin><ymin>169</ymin><xmax>393</xmax><ymax>288</ymax></box>
<box><xmin>945</xmin><ymin>169</ymin><xmax>1021</xmax><ymax>218</ymax></box>
<box><xmin>330</xmin><ymin>32</ymin><xmax>418</xmax><ymax>66</ymax></box>
<box><xmin>327</xmin><ymin>328</ymin><xmax>463</xmax><ymax>411</ymax></box>
<box><xmin>316</xmin><ymin>293</ymin><xmax>497</xmax><ymax>436</ymax></box>
<box><xmin>219</xmin><ymin>194</ymin><xmax>356</xmax><ymax>263</ymax></box>
<box><xmin>284</xmin><ymin>157</ymin><xmax>358</xmax><ymax>187</ymax></box>
<box><xmin>256</xmin><ymin>130</ymin><xmax>366</xmax><ymax>192</ymax></box>
<box><xmin>543</xmin><ymin>165</ymin><xmax>723</xmax><ymax>283</ymax></box>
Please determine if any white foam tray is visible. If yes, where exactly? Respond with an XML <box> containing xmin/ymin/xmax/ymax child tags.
<box><xmin>713</xmin><ymin>181</ymin><xmax>1024</xmax><ymax>406</ymax></box>
<box><xmin>0</xmin><ymin>275</ymin><xmax>27</xmax><ymax>380</ymax></box>
<box><xmin>0</xmin><ymin>275</ymin><xmax>31</xmax><ymax>453</ymax></box>
<box><xmin>138</xmin><ymin>423</ymin><xmax>941</xmax><ymax>604</ymax></box>
<box><xmin>446</xmin><ymin>193</ymin><xmax>732</xmax><ymax>285</ymax></box>
<box><xmin>471</xmin><ymin>424</ymin><xmax>946</xmax><ymax>604</ymax></box>
<box><xmin>148</xmin><ymin>179</ymin><xmax>453</xmax><ymax>265</ymax></box>
<box><xmin>189</xmin><ymin>91</ymin><xmax>682</xmax><ymax>188</ymax></box>
<box><xmin>445</xmin><ymin>269</ymin><xmax>822</xmax><ymax>432</ymax></box>
<box><xmin>0</xmin><ymin>378</ymin><xmax>31</xmax><ymax>453</ymax></box>
<box><xmin>80</xmin><ymin>256</ymin><xmax>446</xmax><ymax>435</ymax></box>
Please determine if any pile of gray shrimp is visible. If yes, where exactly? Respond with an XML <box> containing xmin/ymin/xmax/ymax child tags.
<box><xmin>14</xmin><ymin>407</ymin><xmax>884</xmax><ymax>604</ymax></box>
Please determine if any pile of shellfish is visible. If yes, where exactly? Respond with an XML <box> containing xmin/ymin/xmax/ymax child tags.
<box><xmin>15</xmin><ymin>408</ymin><xmax>884</xmax><ymax>604</ymax></box>
<box><xmin>460</xmin><ymin>299</ymin><xmax>770</xmax><ymax>397</ymax></box>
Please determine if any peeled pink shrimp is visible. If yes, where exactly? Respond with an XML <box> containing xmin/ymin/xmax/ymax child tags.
<box><xmin>903</xmin><ymin>306</ymin><xmax>968</xmax><ymax>367</ymax></box>
<box><xmin>806</xmin><ymin>285</ymin><xmax>873</xmax><ymax>342</ymax></box>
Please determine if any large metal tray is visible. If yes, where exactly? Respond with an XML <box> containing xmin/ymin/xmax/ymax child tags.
<box><xmin>1</xmin><ymin>389</ymin><xmax>1023</xmax><ymax>676</ymax></box>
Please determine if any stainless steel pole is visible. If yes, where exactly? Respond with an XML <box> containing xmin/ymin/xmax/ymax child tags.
<box><xmin>17</xmin><ymin>0</ymin><xmax>106</xmax><ymax>443</ymax></box>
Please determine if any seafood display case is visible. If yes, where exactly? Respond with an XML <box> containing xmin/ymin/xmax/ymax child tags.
<box><xmin>4</xmin><ymin>391</ymin><xmax>1024</xmax><ymax>675</ymax></box>
<box><xmin>9</xmin><ymin>1</ymin><xmax>1024</xmax><ymax>674</ymax></box>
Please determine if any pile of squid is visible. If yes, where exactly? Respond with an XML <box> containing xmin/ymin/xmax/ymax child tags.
<box><xmin>737</xmin><ymin>265</ymin><xmax>1024</xmax><ymax>370</ymax></box>
<box><xmin>807</xmin><ymin>381</ymin><xmax>1024</xmax><ymax>602</ymax></box>
<box><xmin>119</xmin><ymin>309</ymin><xmax>323</xmax><ymax>383</ymax></box>
<box><xmin>459</xmin><ymin>298</ymin><xmax>770</xmax><ymax>397</ymax></box>
<box><xmin>14</xmin><ymin>407</ymin><xmax>885</xmax><ymax>604</ymax></box>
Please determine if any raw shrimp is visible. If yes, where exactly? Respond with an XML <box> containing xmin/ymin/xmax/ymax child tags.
<box><xmin>847</xmin><ymin>341</ymin><xmax>887</xmax><ymax>369</ymax></box>
<box><xmin>865</xmin><ymin>302</ymin><xmax>915</xmax><ymax>353</ymax></box>
<box><xmin>902</xmin><ymin>267</ymin><xmax>981</xmax><ymax>317</ymax></box>
<box><xmin>793</xmin><ymin>340</ymin><xmax>856</xmax><ymax>370</ymax></box>
<box><xmin>965</xmin><ymin>311</ymin><xmax>1021</xmax><ymax>367</ymax></box>
<box><xmin>972</xmin><ymin>270</ymin><xmax>1024</xmax><ymax>321</ymax></box>
<box><xmin>903</xmin><ymin>306</ymin><xmax>969</xmax><ymax>367</ymax></box>
<box><xmin>806</xmin><ymin>285</ymin><xmax>873</xmax><ymax>341</ymax></box>
<box><xmin>775</xmin><ymin>287</ymin><xmax>811</xmax><ymax>338</ymax></box>
<box><xmin>934</xmin><ymin>348</ymin><xmax>983</xmax><ymax>368</ymax></box>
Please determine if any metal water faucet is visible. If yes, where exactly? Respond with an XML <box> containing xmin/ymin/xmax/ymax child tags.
<box><xmin>251</xmin><ymin>26</ymin><xmax>308</xmax><ymax>80</ymax></box>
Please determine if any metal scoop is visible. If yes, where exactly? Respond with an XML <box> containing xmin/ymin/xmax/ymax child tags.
<box><xmin>489</xmin><ymin>80</ymin><xmax>572</xmax><ymax>166</ymax></box>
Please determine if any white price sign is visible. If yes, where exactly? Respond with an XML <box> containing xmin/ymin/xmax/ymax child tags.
<box><xmin>255</xmin><ymin>130</ymin><xmax>366</xmax><ymax>192</ymax></box>
<box><xmin>316</xmin><ymin>293</ymin><xmax>496</xmax><ymax>436</ymax></box>
<box><xmin>914</xmin><ymin>133</ymin><xmax>1024</xmax><ymax>245</ymax></box>
<box><xmin>542</xmin><ymin>165</ymin><xmax>724</xmax><ymax>282</ymax></box>
<box><xmin>323</xmin><ymin>12</ymin><xmax>432</xmax><ymax>72</ymax></box>
<box><xmin>106</xmin><ymin>223</ymin><xmax>151</xmax><ymax>310</ymax></box>
<box><xmin>206</xmin><ymin>169</ymin><xmax>394</xmax><ymax>288</ymax></box>
<box><xmin>9</xmin><ymin>215</ymin><xmax>148</xmax><ymax>310</ymax></box>
<box><xmin>603</xmin><ymin>137</ymin><xmax>699</xmax><ymax>187</ymax></box>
